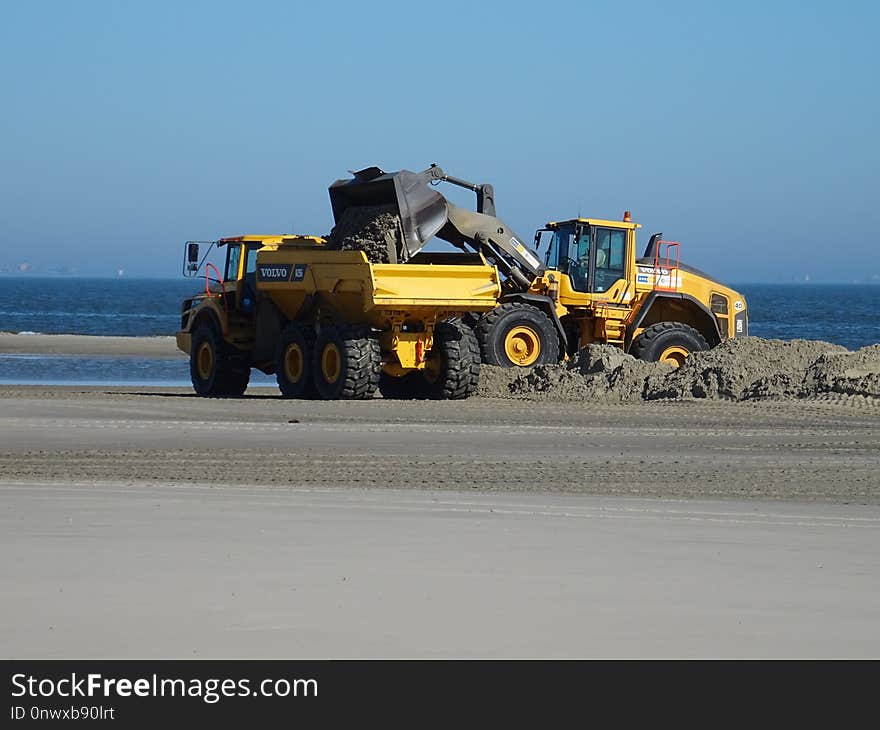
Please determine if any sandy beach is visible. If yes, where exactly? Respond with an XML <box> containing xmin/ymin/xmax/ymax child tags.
<box><xmin>4</xmin><ymin>481</ymin><xmax>878</xmax><ymax>658</ymax></box>
<box><xmin>2</xmin><ymin>336</ymin><xmax>879</xmax><ymax>657</ymax></box>
<box><xmin>1</xmin><ymin>384</ymin><xmax>878</xmax><ymax>501</ymax></box>
<box><xmin>0</xmin><ymin>333</ymin><xmax>182</xmax><ymax>357</ymax></box>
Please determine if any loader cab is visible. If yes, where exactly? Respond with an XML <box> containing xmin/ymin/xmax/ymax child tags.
<box><xmin>536</xmin><ymin>217</ymin><xmax>639</xmax><ymax>303</ymax></box>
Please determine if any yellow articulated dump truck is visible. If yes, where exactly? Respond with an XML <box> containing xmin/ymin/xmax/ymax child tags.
<box><xmin>176</xmin><ymin>235</ymin><xmax>500</xmax><ymax>399</ymax></box>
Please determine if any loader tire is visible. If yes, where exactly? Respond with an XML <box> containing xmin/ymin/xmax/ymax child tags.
<box><xmin>275</xmin><ymin>323</ymin><xmax>317</xmax><ymax>399</ymax></box>
<box><xmin>477</xmin><ymin>302</ymin><xmax>560</xmax><ymax>367</ymax></box>
<box><xmin>313</xmin><ymin>324</ymin><xmax>381</xmax><ymax>400</ymax></box>
<box><xmin>629</xmin><ymin>321</ymin><xmax>709</xmax><ymax>367</ymax></box>
<box><xmin>190</xmin><ymin>324</ymin><xmax>249</xmax><ymax>397</ymax></box>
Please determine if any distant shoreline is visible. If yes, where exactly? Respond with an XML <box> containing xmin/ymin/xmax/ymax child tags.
<box><xmin>0</xmin><ymin>333</ymin><xmax>184</xmax><ymax>358</ymax></box>
<box><xmin>0</xmin><ymin>274</ymin><xmax>191</xmax><ymax>281</ymax></box>
<box><xmin>1</xmin><ymin>274</ymin><xmax>879</xmax><ymax>285</ymax></box>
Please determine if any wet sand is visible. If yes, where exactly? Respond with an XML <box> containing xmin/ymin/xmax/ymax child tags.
<box><xmin>0</xmin><ymin>333</ymin><xmax>182</xmax><ymax>357</ymax></box>
<box><xmin>1</xmin><ymin>385</ymin><xmax>877</xmax><ymax>501</ymax></box>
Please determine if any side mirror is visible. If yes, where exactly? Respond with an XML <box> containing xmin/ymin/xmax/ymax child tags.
<box><xmin>187</xmin><ymin>242</ymin><xmax>200</xmax><ymax>264</ymax></box>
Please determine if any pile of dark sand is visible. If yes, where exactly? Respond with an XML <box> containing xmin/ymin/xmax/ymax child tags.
<box><xmin>477</xmin><ymin>344</ymin><xmax>668</xmax><ymax>402</ymax></box>
<box><xmin>326</xmin><ymin>205</ymin><xmax>404</xmax><ymax>264</ymax></box>
<box><xmin>644</xmin><ymin>338</ymin><xmax>847</xmax><ymax>400</ymax></box>
<box><xmin>477</xmin><ymin>338</ymin><xmax>880</xmax><ymax>403</ymax></box>
<box><xmin>800</xmin><ymin>343</ymin><xmax>880</xmax><ymax>399</ymax></box>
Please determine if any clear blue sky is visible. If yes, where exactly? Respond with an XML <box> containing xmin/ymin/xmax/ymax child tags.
<box><xmin>1</xmin><ymin>0</ymin><xmax>877</xmax><ymax>282</ymax></box>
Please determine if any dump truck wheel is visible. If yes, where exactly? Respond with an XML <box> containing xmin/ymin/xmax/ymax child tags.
<box><xmin>313</xmin><ymin>325</ymin><xmax>381</xmax><ymax>400</ymax></box>
<box><xmin>190</xmin><ymin>324</ymin><xmax>225</xmax><ymax>396</ymax></box>
<box><xmin>218</xmin><ymin>367</ymin><xmax>250</xmax><ymax>397</ymax></box>
<box><xmin>378</xmin><ymin>372</ymin><xmax>423</xmax><ymax>399</ymax></box>
<box><xmin>378</xmin><ymin>321</ymin><xmax>479</xmax><ymax>400</ymax></box>
<box><xmin>477</xmin><ymin>302</ymin><xmax>560</xmax><ymax>367</ymax></box>
<box><xmin>461</xmin><ymin>312</ymin><xmax>481</xmax><ymax>331</ymax></box>
<box><xmin>630</xmin><ymin>321</ymin><xmax>709</xmax><ymax>367</ymax></box>
<box><xmin>462</xmin><ymin>320</ymin><xmax>482</xmax><ymax>395</ymax></box>
<box><xmin>190</xmin><ymin>324</ymin><xmax>249</xmax><ymax>396</ymax></box>
<box><xmin>275</xmin><ymin>324</ymin><xmax>317</xmax><ymax>399</ymax></box>
<box><xmin>421</xmin><ymin>319</ymin><xmax>481</xmax><ymax>400</ymax></box>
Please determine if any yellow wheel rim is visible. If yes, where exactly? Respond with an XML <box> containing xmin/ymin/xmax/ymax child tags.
<box><xmin>659</xmin><ymin>345</ymin><xmax>689</xmax><ymax>367</ymax></box>
<box><xmin>504</xmin><ymin>326</ymin><xmax>541</xmax><ymax>366</ymax></box>
<box><xmin>284</xmin><ymin>343</ymin><xmax>304</xmax><ymax>383</ymax></box>
<box><xmin>196</xmin><ymin>341</ymin><xmax>214</xmax><ymax>380</ymax></box>
<box><xmin>321</xmin><ymin>343</ymin><xmax>341</xmax><ymax>383</ymax></box>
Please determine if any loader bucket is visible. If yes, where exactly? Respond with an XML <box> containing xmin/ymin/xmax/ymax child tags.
<box><xmin>328</xmin><ymin>167</ymin><xmax>450</xmax><ymax>260</ymax></box>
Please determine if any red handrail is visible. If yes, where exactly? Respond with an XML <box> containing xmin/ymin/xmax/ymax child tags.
<box><xmin>652</xmin><ymin>240</ymin><xmax>681</xmax><ymax>292</ymax></box>
<box><xmin>204</xmin><ymin>262</ymin><xmax>222</xmax><ymax>295</ymax></box>
<box><xmin>204</xmin><ymin>262</ymin><xmax>227</xmax><ymax>327</ymax></box>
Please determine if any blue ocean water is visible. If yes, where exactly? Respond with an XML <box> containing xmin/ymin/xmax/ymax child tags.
<box><xmin>0</xmin><ymin>277</ymin><xmax>275</xmax><ymax>386</ymax></box>
<box><xmin>0</xmin><ymin>277</ymin><xmax>877</xmax><ymax>385</ymax></box>
<box><xmin>0</xmin><ymin>277</ymin><xmax>195</xmax><ymax>337</ymax></box>
<box><xmin>0</xmin><ymin>354</ymin><xmax>200</xmax><ymax>387</ymax></box>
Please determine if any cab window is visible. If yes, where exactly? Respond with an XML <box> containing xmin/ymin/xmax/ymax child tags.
<box><xmin>242</xmin><ymin>244</ymin><xmax>259</xmax><ymax>312</ymax></box>
<box><xmin>245</xmin><ymin>246</ymin><xmax>258</xmax><ymax>275</ymax></box>
<box><xmin>544</xmin><ymin>225</ymin><xmax>575</xmax><ymax>271</ymax></box>
<box><xmin>592</xmin><ymin>228</ymin><xmax>626</xmax><ymax>293</ymax></box>
<box><xmin>224</xmin><ymin>244</ymin><xmax>242</xmax><ymax>281</ymax></box>
<box><xmin>566</xmin><ymin>227</ymin><xmax>591</xmax><ymax>292</ymax></box>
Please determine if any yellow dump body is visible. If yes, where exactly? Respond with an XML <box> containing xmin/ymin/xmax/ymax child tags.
<box><xmin>255</xmin><ymin>244</ymin><xmax>501</xmax><ymax>327</ymax></box>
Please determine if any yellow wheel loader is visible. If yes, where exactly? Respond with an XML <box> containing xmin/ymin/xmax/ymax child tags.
<box><xmin>176</xmin><ymin>236</ymin><xmax>499</xmax><ymax>399</ymax></box>
<box><xmin>327</xmin><ymin>165</ymin><xmax>748</xmax><ymax>368</ymax></box>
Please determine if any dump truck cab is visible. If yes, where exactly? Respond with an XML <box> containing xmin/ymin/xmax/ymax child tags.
<box><xmin>221</xmin><ymin>235</ymin><xmax>264</xmax><ymax>315</ymax></box>
<box><xmin>178</xmin><ymin>235</ymin><xmax>316</xmax><ymax>359</ymax></box>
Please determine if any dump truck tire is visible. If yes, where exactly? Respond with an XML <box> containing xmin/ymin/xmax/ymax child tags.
<box><xmin>378</xmin><ymin>320</ymin><xmax>479</xmax><ymax>400</ymax></box>
<box><xmin>218</xmin><ymin>367</ymin><xmax>250</xmax><ymax>397</ymax></box>
<box><xmin>477</xmin><ymin>302</ymin><xmax>560</xmax><ymax>367</ymax></box>
<box><xmin>461</xmin><ymin>312</ymin><xmax>481</xmax><ymax>331</ymax></box>
<box><xmin>190</xmin><ymin>324</ymin><xmax>249</xmax><ymax>396</ymax></box>
<box><xmin>313</xmin><ymin>324</ymin><xmax>381</xmax><ymax>400</ymax></box>
<box><xmin>423</xmin><ymin>319</ymin><xmax>481</xmax><ymax>400</ymax></box>
<box><xmin>275</xmin><ymin>323</ymin><xmax>316</xmax><ymax>399</ymax></box>
<box><xmin>462</xmin><ymin>320</ymin><xmax>482</xmax><ymax>396</ymax></box>
<box><xmin>630</xmin><ymin>321</ymin><xmax>710</xmax><ymax>367</ymax></box>
<box><xmin>378</xmin><ymin>372</ymin><xmax>422</xmax><ymax>399</ymax></box>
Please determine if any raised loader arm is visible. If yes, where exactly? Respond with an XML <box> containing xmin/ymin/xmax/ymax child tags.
<box><xmin>328</xmin><ymin>165</ymin><xmax>544</xmax><ymax>290</ymax></box>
